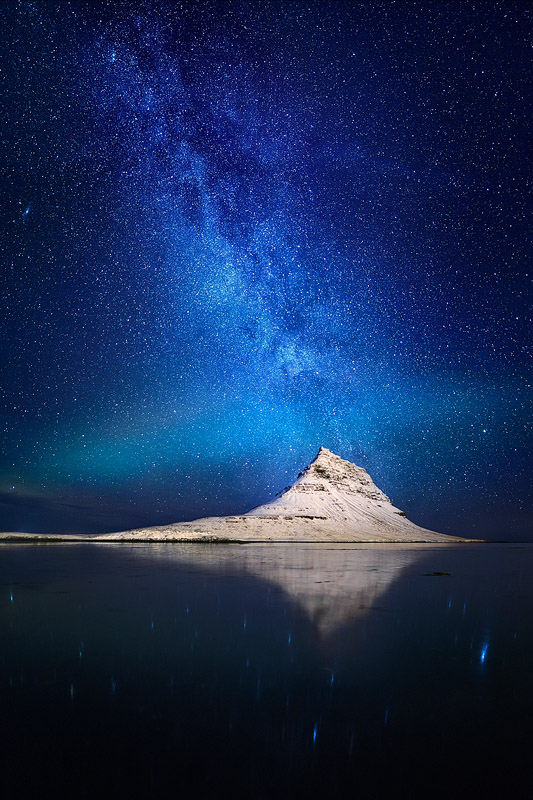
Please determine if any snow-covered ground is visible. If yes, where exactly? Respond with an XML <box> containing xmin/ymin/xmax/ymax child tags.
<box><xmin>1</xmin><ymin>447</ymin><xmax>477</xmax><ymax>542</ymax></box>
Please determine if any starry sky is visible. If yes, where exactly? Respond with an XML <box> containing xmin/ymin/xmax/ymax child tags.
<box><xmin>1</xmin><ymin>1</ymin><xmax>531</xmax><ymax>539</ymax></box>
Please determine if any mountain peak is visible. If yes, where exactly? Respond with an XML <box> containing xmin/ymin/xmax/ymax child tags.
<box><xmin>247</xmin><ymin>448</ymin><xmax>391</xmax><ymax>518</ymax></box>
<box><xmin>307</xmin><ymin>449</ymin><xmax>390</xmax><ymax>501</ymax></box>
<box><xmin>314</xmin><ymin>446</ymin><xmax>335</xmax><ymax>461</ymax></box>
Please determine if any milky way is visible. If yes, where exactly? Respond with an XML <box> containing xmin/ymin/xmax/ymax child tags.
<box><xmin>1</xmin><ymin>1</ymin><xmax>531</xmax><ymax>537</ymax></box>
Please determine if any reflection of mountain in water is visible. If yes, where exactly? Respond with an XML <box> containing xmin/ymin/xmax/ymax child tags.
<box><xmin>121</xmin><ymin>543</ymin><xmax>433</xmax><ymax>634</ymax></box>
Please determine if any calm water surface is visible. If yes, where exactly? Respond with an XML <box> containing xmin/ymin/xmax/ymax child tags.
<box><xmin>1</xmin><ymin>543</ymin><xmax>532</xmax><ymax>798</ymax></box>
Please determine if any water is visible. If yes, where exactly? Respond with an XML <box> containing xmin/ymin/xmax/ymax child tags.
<box><xmin>1</xmin><ymin>543</ymin><xmax>532</xmax><ymax>798</ymax></box>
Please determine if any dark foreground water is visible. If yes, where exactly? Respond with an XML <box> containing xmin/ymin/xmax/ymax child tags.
<box><xmin>1</xmin><ymin>543</ymin><xmax>532</xmax><ymax>799</ymax></box>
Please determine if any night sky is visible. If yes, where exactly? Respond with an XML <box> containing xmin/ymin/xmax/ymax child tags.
<box><xmin>1</xmin><ymin>1</ymin><xmax>531</xmax><ymax>539</ymax></box>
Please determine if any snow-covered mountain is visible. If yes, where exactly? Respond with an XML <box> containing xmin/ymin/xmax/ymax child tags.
<box><xmin>0</xmin><ymin>447</ymin><xmax>476</xmax><ymax>542</ymax></box>
<box><xmin>94</xmin><ymin>447</ymin><xmax>472</xmax><ymax>542</ymax></box>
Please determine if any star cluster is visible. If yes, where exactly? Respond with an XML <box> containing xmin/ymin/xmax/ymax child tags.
<box><xmin>1</xmin><ymin>1</ymin><xmax>531</xmax><ymax>537</ymax></box>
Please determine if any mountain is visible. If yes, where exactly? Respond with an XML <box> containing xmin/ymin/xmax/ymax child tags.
<box><xmin>0</xmin><ymin>447</ymin><xmax>477</xmax><ymax>542</ymax></box>
<box><xmin>94</xmin><ymin>447</ymin><xmax>473</xmax><ymax>542</ymax></box>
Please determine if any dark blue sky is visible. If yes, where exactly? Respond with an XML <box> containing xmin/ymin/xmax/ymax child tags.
<box><xmin>1</xmin><ymin>1</ymin><xmax>531</xmax><ymax>538</ymax></box>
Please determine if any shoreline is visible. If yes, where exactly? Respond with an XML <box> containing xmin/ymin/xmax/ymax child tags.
<box><xmin>0</xmin><ymin>533</ymin><xmax>486</xmax><ymax>544</ymax></box>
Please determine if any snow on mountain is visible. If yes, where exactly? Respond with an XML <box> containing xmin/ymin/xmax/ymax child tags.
<box><xmin>0</xmin><ymin>447</ymin><xmax>477</xmax><ymax>542</ymax></box>
<box><xmin>246</xmin><ymin>446</ymin><xmax>392</xmax><ymax>519</ymax></box>
<box><xmin>94</xmin><ymin>447</ymin><xmax>473</xmax><ymax>542</ymax></box>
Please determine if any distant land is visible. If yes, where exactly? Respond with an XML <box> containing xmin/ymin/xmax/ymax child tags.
<box><xmin>0</xmin><ymin>448</ymin><xmax>480</xmax><ymax>543</ymax></box>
